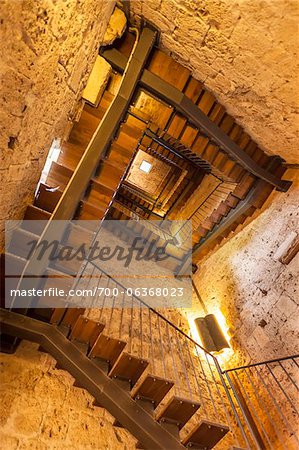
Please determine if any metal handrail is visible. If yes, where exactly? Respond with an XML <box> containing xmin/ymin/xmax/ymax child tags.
<box><xmin>84</xmin><ymin>259</ymin><xmax>215</xmax><ymax>358</ymax></box>
<box><xmin>223</xmin><ymin>354</ymin><xmax>299</xmax><ymax>373</ymax></box>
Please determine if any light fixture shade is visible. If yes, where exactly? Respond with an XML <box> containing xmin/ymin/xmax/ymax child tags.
<box><xmin>195</xmin><ymin>314</ymin><xmax>229</xmax><ymax>353</ymax></box>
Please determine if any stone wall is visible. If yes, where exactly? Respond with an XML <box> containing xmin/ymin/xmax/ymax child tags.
<box><xmin>130</xmin><ymin>0</ymin><xmax>299</xmax><ymax>163</ymax></box>
<box><xmin>0</xmin><ymin>340</ymin><xmax>136</xmax><ymax>450</ymax></box>
<box><xmin>191</xmin><ymin>169</ymin><xmax>299</xmax><ymax>367</ymax></box>
<box><xmin>0</xmin><ymin>0</ymin><xmax>116</xmax><ymax>250</ymax></box>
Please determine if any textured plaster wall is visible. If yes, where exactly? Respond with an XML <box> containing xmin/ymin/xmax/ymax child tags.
<box><xmin>130</xmin><ymin>0</ymin><xmax>299</xmax><ymax>163</ymax></box>
<box><xmin>192</xmin><ymin>170</ymin><xmax>299</xmax><ymax>367</ymax></box>
<box><xmin>0</xmin><ymin>340</ymin><xmax>136</xmax><ymax>450</ymax></box>
<box><xmin>0</xmin><ymin>0</ymin><xmax>116</xmax><ymax>250</ymax></box>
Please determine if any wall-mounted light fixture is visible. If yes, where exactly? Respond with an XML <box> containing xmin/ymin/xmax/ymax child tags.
<box><xmin>195</xmin><ymin>314</ymin><xmax>230</xmax><ymax>353</ymax></box>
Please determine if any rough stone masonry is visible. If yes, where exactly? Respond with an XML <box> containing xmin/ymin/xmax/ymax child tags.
<box><xmin>0</xmin><ymin>0</ymin><xmax>116</xmax><ymax>251</ymax></box>
<box><xmin>130</xmin><ymin>0</ymin><xmax>299</xmax><ymax>164</ymax></box>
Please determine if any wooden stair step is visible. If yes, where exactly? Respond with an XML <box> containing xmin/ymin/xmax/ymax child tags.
<box><xmin>119</xmin><ymin>122</ymin><xmax>144</xmax><ymax>143</ymax></box>
<box><xmin>180</xmin><ymin>125</ymin><xmax>198</xmax><ymax>148</ymax></box>
<box><xmin>132</xmin><ymin>374</ymin><xmax>174</xmax><ymax>408</ymax></box>
<box><xmin>148</xmin><ymin>48</ymin><xmax>190</xmax><ymax>90</ymax></box>
<box><xmin>49</xmin><ymin>248</ymin><xmax>84</xmax><ymax>276</ymax></box>
<box><xmin>57</xmin><ymin>141</ymin><xmax>85</xmax><ymax>171</ymax></box>
<box><xmin>2</xmin><ymin>252</ymin><xmax>27</xmax><ymax>276</ymax></box>
<box><xmin>50</xmin><ymin>308</ymin><xmax>66</xmax><ymax>325</ymax></box>
<box><xmin>182</xmin><ymin>420</ymin><xmax>229</xmax><ymax>449</ymax></box>
<box><xmin>102</xmin><ymin>154</ymin><xmax>129</xmax><ymax>174</ymax></box>
<box><xmin>197</xmin><ymin>90</ymin><xmax>216</xmax><ymax>115</ymax></box>
<box><xmin>59</xmin><ymin>308</ymin><xmax>86</xmax><ymax>329</ymax></box>
<box><xmin>89</xmin><ymin>334</ymin><xmax>126</xmax><ymax>368</ymax></box>
<box><xmin>156</xmin><ymin>396</ymin><xmax>200</xmax><ymax>430</ymax></box>
<box><xmin>94</xmin><ymin>163</ymin><xmax>123</xmax><ymax>191</ymax></box>
<box><xmin>63</xmin><ymin>222</ymin><xmax>94</xmax><ymax>248</ymax></box>
<box><xmin>211</xmin><ymin>151</ymin><xmax>227</xmax><ymax>170</ymax></box>
<box><xmin>184</xmin><ymin>78</ymin><xmax>203</xmax><ymax>103</ymax></box>
<box><xmin>232</xmin><ymin>174</ymin><xmax>255</xmax><ymax>199</ymax></box>
<box><xmin>225</xmin><ymin>194</ymin><xmax>239</xmax><ymax>208</ymax></box>
<box><xmin>167</xmin><ymin>114</ymin><xmax>187</xmax><ymax>139</ymax></box>
<box><xmin>114</xmin><ymin>127</ymin><xmax>141</xmax><ymax>153</ymax></box>
<box><xmin>69</xmin><ymin>315</ymin><xmax>105</xmax><ymax>347</ymax></box>
<box><xmin>191</xmin><ymin>134</ymin><xmax>209</xmax><ymax>157</ymax></box>
<box><xmin>8</xmin><ymin>228</ymin><xmax>39</xmax><ymax>260</ymax></box>
<box><xmin>124</xmin><ymin>113</ymin><xmax>147</xmax><ymax>133</ymax></box>
<box><xmin>69</xmin><ymin>109</ymin><xmax>100</xmax><ymax>146</ymax></box>
<box><xmin>90</xmin><ymin>179</ymin><xmax>115</xmax><ymax>199</ymax></box>
<box><xmin>78</xmin><ymin>201</ymin><xmax>107</xmax><ymax>223</ymax></box>
<box><xmin>46</xmin><ymin>161</ymin><xmax>73</xmax><ymax>190</ymax></box>
<box><xmin>84</xmin><ymin>192</ymin><xmax>111</xmax><ymax>214</ymax></box>
<box><xmin>41</xmin><ymin>268</ymin><xmax>74</xmax><ymax>301</ymax></box>
<box><xmin>34</xmin><ymin>183</ymin><xmax>63</xmax><ymax>213</ymax></box>
<box><xmin>209</xmin><ymin>103</ymin><xmax>226</xmax><ymax>126</ymax></box>
<box><xmin>23</xmin><ymin>204</ymin><xmax>51</xmax><ymax>231</ymax></box>
<box><xmin>196</xmin><ymin>226</ymin><xmax>209</xmax><ymax>238</ymax></box>
<box><xmin>109</xmin><ymin>352</ymin><xmax>149</xmax><ymax>388</ymax></box>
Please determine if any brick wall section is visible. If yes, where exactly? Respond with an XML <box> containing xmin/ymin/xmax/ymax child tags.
<box><xmin>130</xmin><ymin>0</ymin><xmax>299</xmax><ymax>164</ymax></box>
<box><xmin>0</xmin><ymin>0</ymin><xmax>116</xmax><ymax>250</ymax></box>
<box><xmin>192</xmin><ymin>170</ymin><xmax>299</xmax><ymax>366</ymax></box>
<box><xmin>0</xmin><ymin>340</ymin><xmax>136</xmax><ymax>450</ymax></box>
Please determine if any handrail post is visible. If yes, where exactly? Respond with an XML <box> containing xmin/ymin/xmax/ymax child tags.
<box><xmin>213</xmin><ymin>358</ymin><xmax>252</xmax><ymax>449</ymax></box>
<box><xmin>225</xmin><ymin>371</ymin><xmax>265</xmax><ymax>450</ymax></box>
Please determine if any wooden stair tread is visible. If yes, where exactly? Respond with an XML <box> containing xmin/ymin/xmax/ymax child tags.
<box><xmin>34</xmin><ymin>183</ymin><xmax>63</xmax><ymax>213</ymax></box>
<box><xmin>132</xmin><ymin>374</ymin><xmax>174</xmax><ymax>408</ymax></box>
<box><xmin>182</xmin><ymin>420</ymin><xmax>229</xmax><ymax>448</ymax></box>
<box><xmin>50</xmin><ymin>308</ymin><xmax>66</xmax><ymax>325</ymax></box>
<box><xmin>109</xmin><ymin>352</ymin><xmax>149</xmax><ymax>388</ymax></box>
<box><xmin>60</xmin><ymin>308</ymin><xmax>85</xmax><ymax>328</ymax></box>
<box><xmin>63</xmin><ymin>222</ymin><xmax>94</xmax><ymax>248</ymax></box>
<box><xmin>90</xmin><ymin>334</ymin><xmax>126</xmax><ymax>368</ymax></box>
<box><xmin>8</xmin><ymin>228</ymin><xmax>39</xmax><ymax>260</ymax></box>
<box><xmin>45</xmin><ymin>161</ymin><xmax>73</xmax><ymax>189</ymax></box>
<box><xmin>2</xmin><ymin>252</ymin><xmax>26</xmax><ymax>278</ymax></box>
<box><xmin>148</xmin><ymin>48</ymin><xmax>190</xmax><ymax>90</ymax></box>
<box><xmin>78</xmin><ymin>201</ymin><xmax>107</xmax><ymax>222</ymax></box>
<box><xmin>50</xmin><ymin>252</ymin><xmax>84</xmax><ymax>277</ymax></box>
<box><xmin>23</xmin><ymin>204</ymin><xmax>51</xmax><ymax>222</ymax></box>
<box><xmin>156</xmin><ymin>396</ymin><xmax>200</xmax><ymax>429</ymax></box>
<box><xmin>69</xmin><ymin>315</ymin><xmax>105</xmax><ymax>347</ymax></box>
